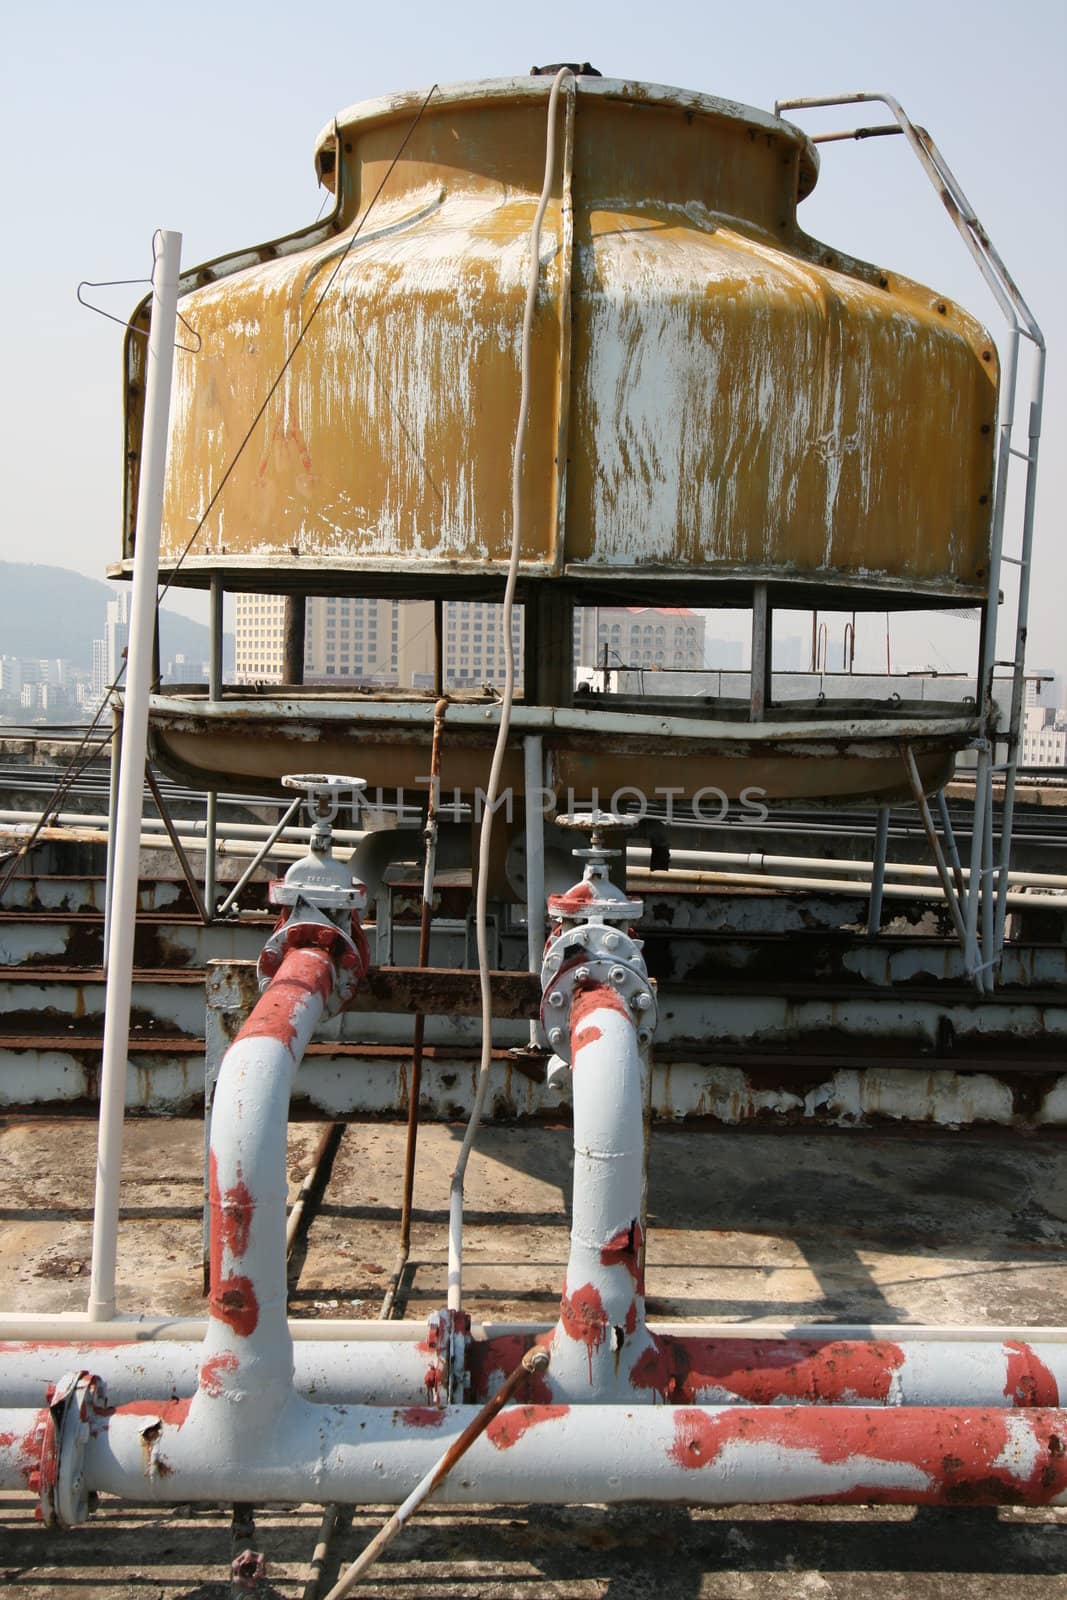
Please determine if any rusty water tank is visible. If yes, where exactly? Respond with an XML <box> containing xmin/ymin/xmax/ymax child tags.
<box><xmin>122</xmin><ymin>74</ymin><xmax>996</xmax><ymax>606</ymax></box>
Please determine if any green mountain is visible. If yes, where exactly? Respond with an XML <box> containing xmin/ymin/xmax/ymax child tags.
<box><xmin>0</xmin><ymin>562</ymin><xmax>234</xmax><ymax>674</ymax></box>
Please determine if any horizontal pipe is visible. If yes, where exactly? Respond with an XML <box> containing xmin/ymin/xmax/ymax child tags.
<box><xmin>2</xmin><ymin>1401</ymin><xmax>1061</xmax><ymax>1507</ymax></box>
<box><xmin>628</xmin><ymin>866</ymin><xmax>1065</xmax><ymax>910</ymax></box>
<box><xmin>0</xmin><ymin>810</ymin><xmax>370</xmax><ymax>846</ymax></box>
<box><xmin>629</xmin><ymin>846</ymin><xmax>1067</xmax><ymax>892</ymax></box>
<box><xmin>1</xmin><ymin>1337</ymin><xmax>1058</xmax><ymax>1412</ymax></box>
<box><xmin>0</xmin><ymin>1316</ymin><xmax>1064</xmax><ymax>1344</ymax></box>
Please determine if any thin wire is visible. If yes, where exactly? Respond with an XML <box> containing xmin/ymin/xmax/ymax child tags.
<box><xmin>447</xmin><ymin>67</ymin><xmax>573</xmax><ymax>1314</ymax></box>
<box><xmin>156</xmin><ymin>84</ymin><xmax>440</xmax><ymax>607</ymax></box>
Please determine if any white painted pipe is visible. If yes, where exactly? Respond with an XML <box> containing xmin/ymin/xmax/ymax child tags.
<box><xmin>0</xmin><ymin>810</ymin><xmax>370</xmax><ymax>845</ymax></box>
<box><xmin>14</xmin><ymin>1401</ymin><xmax>1059</xmax><ymax>1507</ymax></box>
<box><xmin>551</xmin><ymin>986</ymin><xmax>654</xmax><ymax>1398</ymax></box>
<box><xmin>88</xmin><ymin>230</ymin><xmax>182</xmax><ymax>1322</ymax></box>
<box><xmin>0</xmin><ymin>1315</ymin><xmax>1063</xmax><ymax>1345</ymax></box>
<box><xmin>0</xmin><ymin>1337</ymin><xmax>1062</xmax><ymax>1412</ymax></box>
<box><xmin>199</xmin><ymin>944</ymin><xmax>334</xmax><ymax>1438</ymax></box>
<box><xmin>631</xmin><ymin>845</ymin><xmax>1067</xmax><ymax>892</ymax></box>
<box><xmin>628</xmin><ymin>865</ymin><xmax>1063</xmax><ymax>910</ymax></box>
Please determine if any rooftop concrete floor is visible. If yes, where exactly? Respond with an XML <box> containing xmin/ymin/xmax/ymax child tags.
<box><xmin>0</xmin><ymin>1115</ymin><xmax>1064</xmax><ymax>1596</ymax></box>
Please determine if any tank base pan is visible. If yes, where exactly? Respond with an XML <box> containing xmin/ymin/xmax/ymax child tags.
<box><xmin>147</xmin><ymin>691</ymin><xmax>977</xmax><ymax>805</ymax></box>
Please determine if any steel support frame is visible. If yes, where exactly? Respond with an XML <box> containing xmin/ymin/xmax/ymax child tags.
<box><xmin>775</xmin><ymin>90</ymin><xmax>1045</xmax><ymax>990</ymax></box>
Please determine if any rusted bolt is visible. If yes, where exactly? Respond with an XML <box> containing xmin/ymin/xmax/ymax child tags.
<box><xmin>576</xmin><ymin>966</ymin><xmax>591</xmax><ymax>982</ymax></box>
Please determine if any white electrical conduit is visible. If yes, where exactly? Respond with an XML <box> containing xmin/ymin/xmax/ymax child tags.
<box><xmin>447</xmin><ymin>65</ymin><xmax>574</xmax><ymax>1314</ymax></box>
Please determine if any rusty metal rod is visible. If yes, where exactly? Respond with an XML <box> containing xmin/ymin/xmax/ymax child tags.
<box><xmin>144</xmin><ymin>765</ymin><xmax>209</xmax><ymax>924</ymax></box>
<box><xmin>323</xmin><ymin>1347</ymin><xmax>551</xmax><ymax>1599</ymax></box>
<box><xmin>302</xmin><ymin>1504</ymin><xmax>346</xmax><ymax>1600</ymax></box>
<box><xmin>381</xmin><ymin>698</ymin><xmax>448</xmax><ymax>1320</ymax></box>
<box><xmin>286</xmin><ymin>1122</ymin><xmax>345</xmax><ymax>1259</ymax></box>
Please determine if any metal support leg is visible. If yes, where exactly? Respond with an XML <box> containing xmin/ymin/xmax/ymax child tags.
<box><xmin>935</xmin><ymin>789</ymin><xmax>965</xmax><ymax>901</ymax></box>
<box><xmin>902</xmin><ymin>746</ymin><xmax>969</xmax><ymax>953</ymax></box>
<box><xmin>867</xmin><ymin>806</ymin><xmax>890</xmax><ymax>940</ymax></box>
<box><xmin>750</xmin><ymin>583</ymin><xmax>772</xmax><ymax>722</ymax></box>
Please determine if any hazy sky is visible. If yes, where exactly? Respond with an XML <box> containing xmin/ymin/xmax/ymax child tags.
<box><xmin>2</xmin><ymin>0</ymin><xmax>1063</xmax><ymax>677</ymax></box>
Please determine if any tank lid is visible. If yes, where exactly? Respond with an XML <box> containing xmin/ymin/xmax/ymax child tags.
<box><xmin>313</xmin><ymin>74</ymin><xmax>819</xmax><ymax>200</ymax></box>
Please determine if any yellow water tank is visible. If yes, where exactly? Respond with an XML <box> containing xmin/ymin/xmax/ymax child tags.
<box><xmin>123</xmin><ymin>74</ymin><xmax>996</xmax><ymax>606</ymax></box>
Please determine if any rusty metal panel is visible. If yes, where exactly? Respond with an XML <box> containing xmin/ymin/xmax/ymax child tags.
<box><xmin>128</xmin><ymin>77</ymin><xmax>995</xmax><ymax>601</ymax></box>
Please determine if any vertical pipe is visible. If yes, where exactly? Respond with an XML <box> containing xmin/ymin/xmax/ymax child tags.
<box><xmin>965</xmin><ymin>746</ymin><xmax>990</xmax><ymax>990</ymax></box>
<box><xmin>198</xmin><ymin>945</ymin><xmax>333</xmax><ymax>1416</ymax></box>
<box><xmin>867</xmin><ymin>805</ymin><xmax>890</xmax><ymax>940</ymax></box>
<box><xmin>88</xmin><ymin>230</ymin><xmax>181</xmax><ymax>1322</ymax></box>
<box><xmin>102</xmin><ymin>699</ymin><xmax>123</xmax><ymax>971</ymax></box>
<box><xmin>552</xmin><ymin>986</ymin><xmax>652</xmax><ymax>1397</ymax></box>
<box><xmin>981</xmin><ymin>767</ymin><xmax>996</xmax><ymax>988</ymax></box>
<box><xmin>523</xmin><ymin>736</ymin><xmax>545</xmax><ymax>1048</ymax></box>
<box><xmin>204</xmin><ymin>791</ymin><xmax>218</xmax><ymax>922</ymax></box>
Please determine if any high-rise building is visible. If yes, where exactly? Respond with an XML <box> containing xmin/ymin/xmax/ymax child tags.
<box><xmin>105</xmin><ymin>591</ymin><xmax>131</xmax><ymax>682</ymax></box>
<box><xmin>1022</xmin><ymin>706</ymin><xmax>1067</xmax><ymax>767</ymax></box>
<box><xmin>90</xmin><ymin>639</ymin><xmax>108</xmax><ymax>698</ymax></box>
<box><xmin>233</xmin><ymin>596</ymin><xmax>525</xmax><ymax>689</ymax></box>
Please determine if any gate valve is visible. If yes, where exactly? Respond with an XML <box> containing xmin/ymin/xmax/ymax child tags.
<box><xmin>540</xmin><ymin>812</ymin><xmax>656</xmax><ymax>1063</ymax></box>
<box><xmin>547</xmin><ymin>811</ymin><xmax>643</xmax><ymax>925</ymax></box>
<box><xmin>260</xmin><ymin>774</ymin><xmax>371</xmax><ymax>1008</ymax></box>
<box><xmin>270</xmin><ymin>774</ymin><xmax>369</xmax><ymax>914</ymax></box>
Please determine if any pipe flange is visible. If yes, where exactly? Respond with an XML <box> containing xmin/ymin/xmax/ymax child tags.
<box><xmin>426</xmin><ymin>1308</ymin><xmax>471</xmax><ymax>1404</ymax></box>
<box><xmin>36</xmin><ymin>1370</ymin><xmax>106</xmax><ymax>1528</ymax></box>
<box><xmin>541</xmin><ymin>920</ymin><xmax>644</xmax><ymax>985</ymax></box>
<box><xmin>258</xmin><ymin>903</ymin><xmax>370</xmax><ymax>1011</ymax></box>
<box><xmin>541</xmin><ymin>960</ymin><xmax>657</xmax><ymax>1062</ymax></box>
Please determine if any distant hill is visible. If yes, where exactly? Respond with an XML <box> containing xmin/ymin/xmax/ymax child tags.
<box><xmin>0</xmin><ymin>562</ymin><xmax>234</xmax><ymax>675</ymax></box>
